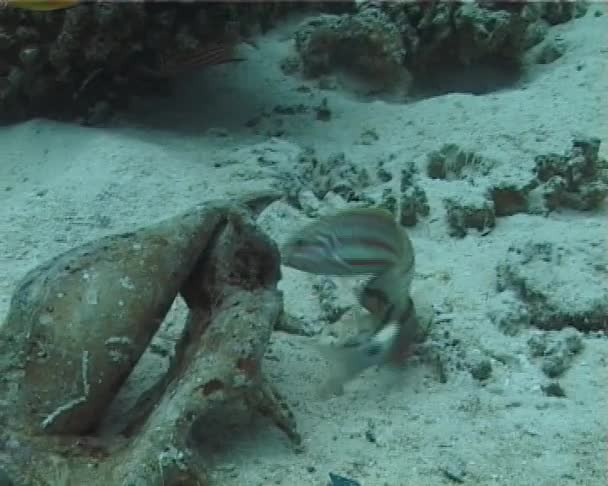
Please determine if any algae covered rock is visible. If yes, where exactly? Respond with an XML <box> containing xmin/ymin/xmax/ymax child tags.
<box><xmin>496</xmin><ymin>232</ymin><xmax>608</xmax><ymax>332</ymax></box>
<box><xmin>390</xmin><ymin>0</ymin><xmax>587</xmax><ymax>68</ymax></box>
<box><xmin>444</xmin><ymin>192</ymin><xmax>496</xmax><ymax>238</ymax></box>
<box><xmin>294</xmin><ymin>5</ymin><xmax>411</xmax><ymax>95</ymax></box>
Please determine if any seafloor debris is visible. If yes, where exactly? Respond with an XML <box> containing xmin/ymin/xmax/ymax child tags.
<box><xmin>541</xmin><ymin>381</ymin><xmax>566</xmax><ymax>398</ymax></box>
<box><xmin>468</xmin><ymin>352</ymin><xmax>493</xmax><ymax>382</ymax></box>
<box><xmin>486</xmin><ymin>289</ymin><xmax>531</xmax><ymax>336</ymax></box>
<box><xmin>488</xmin><ymin>179</ymin><xmax>532</xmax><ymax>217</ymax></box>
<box><xmin>0</xmin><ymin>191</ymin><xmax>300</xmax><ymax>485</ymax></box>
<box><xmin>491</xmin><ymin>136</ymin><xmax>608</xmax><ymax>215</ymax></box>
<box><xmin>314</xmin><ymin>277</ymin><xmax>351</xmax><ymax>324</ymax></box>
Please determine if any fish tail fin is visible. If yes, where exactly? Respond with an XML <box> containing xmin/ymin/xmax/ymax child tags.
<box><xmin>315</xmin><ymin>321</ymin><xmax>401</xmax><ymax>398</ymax></box>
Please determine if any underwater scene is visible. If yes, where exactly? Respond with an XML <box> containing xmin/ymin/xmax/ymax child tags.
<box><xmin>0</xmin><ymin>1</ymin><xmax>606</xmax><ymax>485</ymax></box>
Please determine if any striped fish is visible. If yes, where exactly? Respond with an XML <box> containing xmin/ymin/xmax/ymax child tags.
<box><xmin>282</xmin><ymin>207</ymin><xmax>418</xmax><ymax>394</ymax></box>
<box><xmin>157</xmin><ymin>42</ymin><xmax>245</xmax><ymax>77</ymax></box>
<box><xmin>281</xmin><ymin>207</ymin><xmax>412</xmax><ymax>276</ymax></box>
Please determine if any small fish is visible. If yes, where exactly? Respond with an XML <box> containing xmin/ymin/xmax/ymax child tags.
<box><xmin>147</xmin><ymin>20</ymin><xmax>252</xmax><ymax>78</ymax></box>
<box><xmin>2</xmin><ymin>0</ymin><xmax>80</xmax><ymax>11</ymax></box>
<box><xmin>282</xmin><ymin>207</ymin><xmax>412</xmax><ymax>276</ymax></box>
<box><xmin>157</xmin><ymin>42</ymin><xmax>245</xmax><ymax>77</ymax></box>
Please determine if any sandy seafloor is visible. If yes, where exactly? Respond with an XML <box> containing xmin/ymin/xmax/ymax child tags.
<box><xmin>1</xmin><ymin>6</ymin><xmax>607</xmax><ymax>486</ymax></box>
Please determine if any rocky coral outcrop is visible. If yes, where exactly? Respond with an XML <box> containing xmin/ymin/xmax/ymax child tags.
<box><xmin>0</xmin><ymin>2</ymin><xmax>285</xmax><ymax>124</ymax></box>
<box><xmin>291</xmin><ymin>1</ymin><xmax>589</xmax><ymax>96</ymax></box>
<box><xmin>294</xmin><ymin>6</ymin><xmax>411</xmax><ymax>94</ymax></box>
<box><xmin>496</xmin><ymin>231</ymin><xmax>608</xmax><ymax>332</ymax></box>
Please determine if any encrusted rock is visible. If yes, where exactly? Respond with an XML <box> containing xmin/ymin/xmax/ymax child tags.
<box><xmin>528</xmin><ymin>137</ymin><xmax>608</xmax><ymax>212</ymax></box>
<box><xmin>294</xmin><ymin>6</ymin><xmax>410</xmax><ymax>94</ymax></box>
<box><xmin>496</xmin><ymin>233</ymin><xmax>608</xmax><ymax>331</ymax></box>
<box><xmin>444</xmin><ymin>193</ymin><xmax>495</xmax><ymax>238</ymax></box>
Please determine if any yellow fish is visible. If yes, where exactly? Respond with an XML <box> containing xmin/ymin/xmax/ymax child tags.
<box><xmin>2</xmin><ymin>0</ymin><xmax>80</xmax><ymax>11</ymax></box>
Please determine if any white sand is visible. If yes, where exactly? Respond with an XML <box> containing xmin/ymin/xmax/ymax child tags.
<box><xmin>1</xmin><ymin>7</ymin><xmax>607</xmax><ymax>486</ymax></box>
